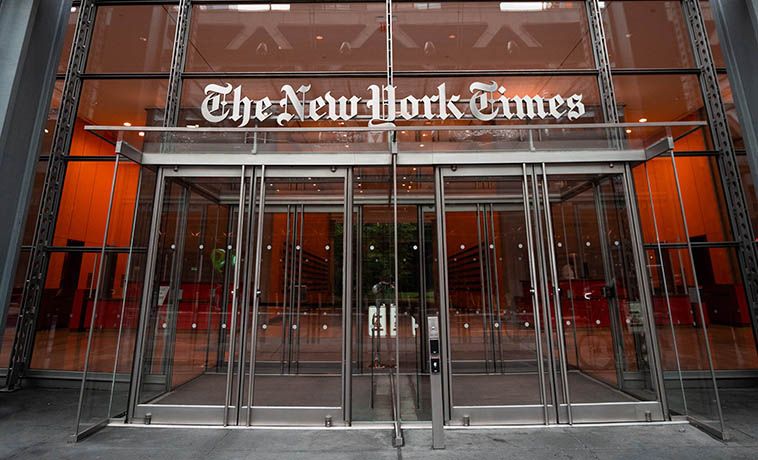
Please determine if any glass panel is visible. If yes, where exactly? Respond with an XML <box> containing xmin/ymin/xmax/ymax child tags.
<box><xmin>613</xmin><ymin>74</ymin><xmax>709</xmax><ymax>151</ymax></box>
<box><xmin>636</xmin><ymin>155</ymin><xmax>733</xmax><ymax>244</ymax></box>
<box><xmin>646</xmin><ymin>247</ymin><xmax>725</xmax><ymax>432</ymax></box>
<box><xmin>58</xmin><ymin>8</ymin><xmax>78</xmax><ymax>74</ymax></box>
<box><xmin>350</xmin><ymin>165</ymin><xmax>437</xmax><ymax>423</ymax></box>
<box><xmin>700</xmin><ymin>0</ymin><xmax>725</xmax><ymax>69</ymax></box>
<box><xmin>86</xmin><ymin>5</ymin><xmax>177</xmax><ymax>73</ymax></box>
<box><xmin>1</xmin><ymin>251</ymin><xmax>31</xmax><ymax>368</ymax></box>
<box><xmin>633</xmin><ymin>157</ymin><xmax>688</xmax><ymax>243</ymax></box>
<box><xmin>737</xmin><ymin>154</ymin><xmax>758</xmax><ymax>237</ymax></box>
<box><xmin>22</xmin><ymin>161</ymin><xmax>49</xmax><ymax>246</ymax></box>
<box><xmin>40</xmin><ymin>80</ymin><xmax>63</xmax><ymax>156</ymax></box>
<box><xmin>53</xmin><ymin>161</ymin><xmax>118</xmax><ymax>247</ymax></box>
<box><xmin>548</xmin><ymin>173</ymin><xmax>657</xmax><ymax>403</ymax></box>
<box><xmin>718</xmin><ymin>74</ymin><xmax>745</xmax><ymax>150</ymax></box>
<box><xmin>31</xmin><ymin>251</ymin><xmax>100</xmax><ymax>371</ymax></box>
<box><xmin>603</xmin><ymin>1</ymin><xmax>694</xmax><ymax>68</ymax></box>
<box><xmin>613</xmin><ymin>74</ymin><xmax>706</xmax><ymax>123</ymax></box>
<box><xmin>694</xmin><ymin>247</ymin><xmax>758</xmax><ymax>370</ymax></box>
<box><xmin>75</xmin><ymin>162</ymin><xmax>157</xmax><ymax>436</ymax></box>
<box><xmin>137</xmin><ymin>175</ymin><xmax>243</xmax><ymax>408</ymax></box>
<box><xmin>186</xmin><ymin>3</ymin><xmax>386</xmax><ymax>72</ymax></box>
<box><xmin>395</xmin><ymin>167</ymin><xmax>437</xmax><ymax>422</ymax></box>
<box><xmin>70</xmin><ymin>80</ymin><xmax>168</xmax><ymax>156</ymax></box>
<box><xmin>393</xmin><ymin>1</ymin><xmax>593</xmax><ymax>70</ymax></box>
<box><xmin>352</xmin><ymin>167</ymin><xmax>397</xmax><ymax>421</ymax></box>
<box><xmin>637</xmin><ymin>156</ymin><xmax>726</xmax><ymax>435</ymax></box>
<box><xmin>250</xmin><ymin>175</ymin><xmax>344</xmax><ymax>408</ymax></box>
<box><xmin>444</xmin><ymin>175</ymin><xmax>547</xmax><ymax>409</ymax></box>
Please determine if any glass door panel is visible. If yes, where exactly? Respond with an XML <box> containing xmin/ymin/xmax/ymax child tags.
<box><xmin>438</xmin><ymin>164</ymin><xmax>665</xmax><ymax>426</ymax></box>
<box><xmin>132</xmin><ymin>168</ymin><xmax>249</xmax><ymax>425</ymax></box>
<box><xmin>245</xmin><ymin>168</ymin><xmax>347</xmax><ymax>425</ymax></box>
<box><xmin>535</xmin><ymin>165</ymin><xmax>663</xmax><ymax>423</ymax></box>
<box><xmin>440</xmin><ymin>169</ymin><xmax>549</xmax><ymax>425</ymax></box>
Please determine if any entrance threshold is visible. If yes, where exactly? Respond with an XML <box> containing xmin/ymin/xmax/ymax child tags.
<box><xmin>105</xmin><ymin>418</ymin><xmax>688</xmax><ymax>431</ymax></box>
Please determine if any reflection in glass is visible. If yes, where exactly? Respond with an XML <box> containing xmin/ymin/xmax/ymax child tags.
<box><xmin>548</xmin><ymin>174</ymin><xmax>656</xmax><ymax>402</ymax></box>
<box><xmin>444</xmin><ymin>175</ymin><xmax>546</xmax><ymax>407</ymax></box>
<box><xmin>86</xmin><ymin>5</ymin><xmax>177</xmax><ymax>73</ymax></box>
<box><xmin>394</xmin><ymin>2</ymin><xmax>593</xmax><ymax>70</ymax></box>
<box><xmin>186</xmin><ymin>3</ymin><xmax>385</xmax><ymax>72</ymax></box>
<box><xmin>603</xmin><ymin>1</ymin><xmax>694</xmax><ymax>68</ymax></box>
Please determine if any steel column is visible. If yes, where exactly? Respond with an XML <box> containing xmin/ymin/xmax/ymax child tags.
<box><xmin>5</xmin><ymin>0</ymin><xmax>96</xmax><ymax>389</ymax></box>
<box><xmin>585</xmin><ymin>0</ymin><xmax>621</xmax><ymax>126</ymax></box>
<box><xmin>342</xmin><ymin>168</ymin><xmax>354</xmax><ymax>425</ymax></box>
<box><xmin>164</xmin><ymin>0</ymin><xmax>191</xmax><ymax>128</ymax></box>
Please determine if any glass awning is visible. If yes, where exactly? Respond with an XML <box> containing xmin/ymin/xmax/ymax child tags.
<box><xmin>85</xmin><ymin>121</ymin><xmax>707</xmax><ymax>165</ymax></box>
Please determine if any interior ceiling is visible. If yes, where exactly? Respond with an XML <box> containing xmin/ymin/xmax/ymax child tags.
<box><xmin>73</xmin><ymin>2</ymin><xmax>708</xmax><ymax>127</ymax></box>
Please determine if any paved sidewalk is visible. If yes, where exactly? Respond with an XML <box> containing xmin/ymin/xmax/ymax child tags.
<box><xmin>2</xmin><ymin>388</ymin><xmax>757</xmax><ymax>459</ymax></box>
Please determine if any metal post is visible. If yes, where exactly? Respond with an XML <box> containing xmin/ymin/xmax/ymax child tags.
<box><xmin>391</xmin><ymin>151</ymin><xmax>403</xmax><ymax>448</ymax></box>
<box><xmin>223</xmin><ymin>166</ymin><xmax>247</xmax><ymax>426</ymax></box>
<box><xmin>427</xmin><ymin>316</ymin><xmax>444</xmax><ymax>449</ymax></box>
<box><xmin>246</xmin><ymin>166</ymin><xmax>266</xmax><ymax>426</ymax></box>
<box><xmin>540</xmin><ymin>165</ymin><xmax>573</xmax><ymax>425</ymax></box>
<box><xmin>585</xmin><ymin>0</ymin><xmax>622</xmax><ymax>148</ymax></box>
<box><xmin>626</xmin><ymin>163</ymin><xmax>672</xmax><ymax>420</ymax></box>
<box><xmin>434</xmin><ymin>168</ymin><xmax>453</xmax><ymax>422</ymax></box>
<box><xmin>127</xmin><ymin>167</ymin><xmax>167</xmax><ymax>421</ymax></box>
<box><xmin>342</xmin><ymin>168</ymin><xmax>354</xmax><ymax>425</ymax></box>
<box><xmin>164</xmin><ymin>0</ymin><xmax>191</xmax><ymax>128</ymax></box>
<box><xmin>593</xmin><ymin>182</ymin><xmax>626</xmax><ymax>388</ymax></box>
<box><xmin>522</xmin><ymin>164</ymin><xmax>550</xmax><ymax>424</ymax></box>
<box><xmin>682</xmin><ymin>0</ymin><xmax>758</xmax><ymax>353</ymax></box>
<box><xmin>235</xmin><ymin>167</ymin><xmax>255</xmax><ymax>424</ymax></box>
<box><xmin>529</xmin><ymin>166</ymin><xmax>561</xmax><ymax>422</ymax></box>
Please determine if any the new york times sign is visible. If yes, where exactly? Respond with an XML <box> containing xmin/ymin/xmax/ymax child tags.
<box><xmin>200</xmin><ymin>81</ymin><xmax>585</xmax><ymax>127</ymax></box>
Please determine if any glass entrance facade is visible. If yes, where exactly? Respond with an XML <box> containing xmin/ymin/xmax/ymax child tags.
<box><xmin>2</xmin><ymin>0</ymin><xmax>758</xmax><ymax>442</ymax></box>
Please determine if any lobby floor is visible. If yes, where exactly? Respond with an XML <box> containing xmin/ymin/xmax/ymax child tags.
<box><xmin>1</xmin><ymin>386</ymin><xmax>757</xmax><ymax>459</ymax></box>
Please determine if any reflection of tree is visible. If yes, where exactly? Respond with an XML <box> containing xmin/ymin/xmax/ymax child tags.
<box><xmin>360</xmin><ymin>222</ymin><xmax>420</xmax><ymax>295</ymax></box>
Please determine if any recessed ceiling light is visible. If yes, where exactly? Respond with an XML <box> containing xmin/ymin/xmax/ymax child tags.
<box><xmin>71</xmin><ymin>6</ymin><xmax>77</xmax><ymax>13</ymax></box>
<box><xmin>316</xmin><ymin>35</ymin><xmax>324</xmax><ymax>40</ymax></box>
<box><xmin>448</xmin><ymin>34</ymin><xmax>456</xmax><ymax>39</ymax></box>
<box><xmin>44</xmin><ymin>129</ymin><xmax>49</xmax><ymax>134</ymax></box>
<box><xmin>123</xmin><ymin>122</ymin><xmax>132</xmax><ymax>127</ymax></box>
<box><xmin>639</xmin><ymin>117</ymin><xmax>648</xmax><ymax>123</ymax></box>
<box><xmin>625</xmin><ymin>129</ymin><xmax>632</xmax><ymax>134</ymax></box>
<box><xmin>138</xmin><ymin>131</ymin><xmax>145</xmax><ymax>137</ymax></box>
<box><xmin>419</xmin><ymin>143</ymin><xmax>425</xmax><ymax>147</ymax></box>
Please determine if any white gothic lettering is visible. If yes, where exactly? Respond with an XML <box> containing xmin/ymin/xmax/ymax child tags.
<box><xmin>200</xmin><ymin>81</ymin><xmax>585</xmax><ymax>127</ymax></box>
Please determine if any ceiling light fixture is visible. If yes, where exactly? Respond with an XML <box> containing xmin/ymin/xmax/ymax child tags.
<box><xmin>123</xmin><ymin>122</ymin><xmax>132</xmax><ymax>127</ymax></box>
<box><xmin>139</xmin><ymin>131</ymin><xmax>145</xmax><ymax>137</ymax></box>
<box><xmin>448</xmin><ymin>34</ymin><xmax>456</xmax><ymax>39</ymax></box>
<box><xmin>639</xmin><ymin>117</ymin><xmax>648</xmax><ymax>123</ymax></box>
<box><xmin>625</xmin><ymin>129</ymin><xmax>632</xmax><ymax>134</ymax></box>
<box><xmin>316</xmin><ymin>35</ymin><xmax>324</xmax><ymax>40</ymax></box>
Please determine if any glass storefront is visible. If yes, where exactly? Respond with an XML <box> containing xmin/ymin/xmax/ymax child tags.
<box><xmin>2</xmin><ymin>0</ymin><xmax>757</xmax><ymax>442</ymax></box>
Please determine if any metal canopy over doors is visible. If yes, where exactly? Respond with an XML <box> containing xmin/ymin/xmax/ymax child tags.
<box><xmin>118</xmin><ymin>159</ymin><xmax>674</xmax><ymax>431</ymax></box>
